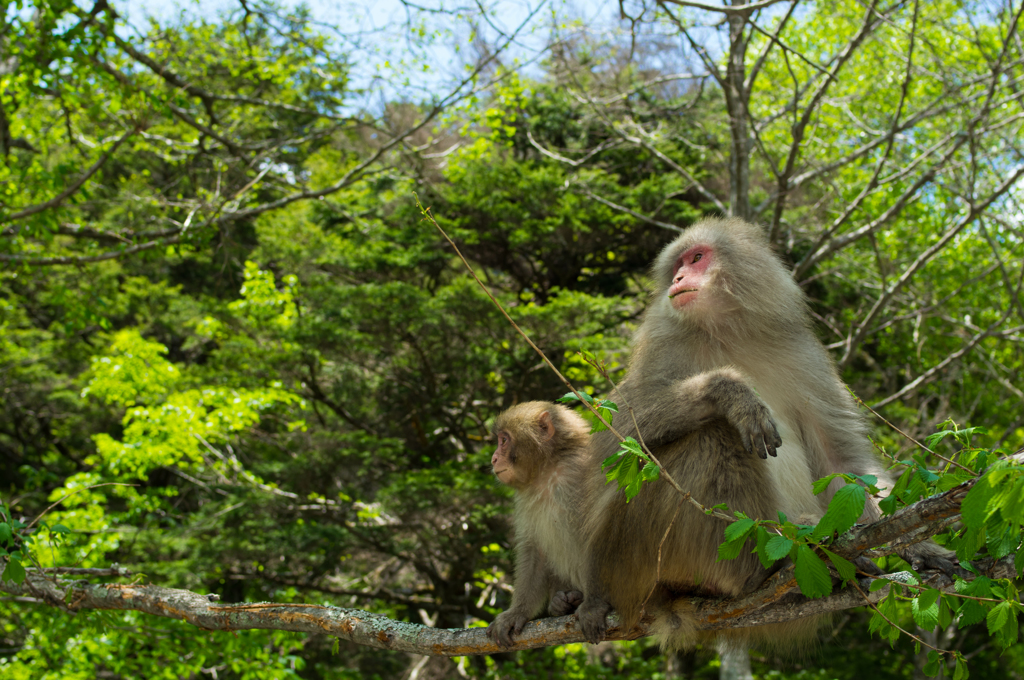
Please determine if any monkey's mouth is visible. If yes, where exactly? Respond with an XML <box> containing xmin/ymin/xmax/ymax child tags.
<box><xmin>492</xmin><ymin>468</ymin><xmax>509</xmax><ymax>477</ymax></box>
<box><xmin>668</xmin><ymin>289</ymin><xmax>697</xmax><ymax>299</ymax></box>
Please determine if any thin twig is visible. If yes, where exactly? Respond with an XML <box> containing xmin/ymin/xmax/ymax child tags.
<box><xmin>851</xmin><ymin>579</ymin><xmax>949</xmax><ymax>656</ymax></box>
<box><xmin>853</xmin><ymin>394</ymin><xmax>974</xmax><ymax>474</ymax></box>
<box><xmin>24</xmin><ymin>484</ymin><xmax>137</xmax><ymax>532</ymax></box>
<box><xmin>418</xmin><ymin>199</ymin><xmax>729</xmax><ymax>522</ymax></box>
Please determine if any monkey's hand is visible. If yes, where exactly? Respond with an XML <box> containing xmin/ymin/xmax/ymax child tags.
<box><xmin>725</xmin><ymin>395</ymin><xmax>783</xmax><ymax>459</ymax></box>
<box><xmin>548</xmin><ymin>590</ymin><xmax>584</xmax><ymax>616</ymax></box>
<box><xmin>487</xmin><ymin>609</ymin><xmax>530</xmax><ymax>648</ymax></box>
<box><xmin>575</xmin><ymin>597</ymin><xmax>611</xmax><ymax>644</ymax></box>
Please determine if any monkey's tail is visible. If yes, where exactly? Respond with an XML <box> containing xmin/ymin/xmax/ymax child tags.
<box><xmin>650</xmin><ymin>599</ymin><xmax>829</xmax><ymax>654</ymax></box>
<box><xmin>648</xmin><ymin>599</ymin><xmax>701</xmax><ymax>652</ymax></box>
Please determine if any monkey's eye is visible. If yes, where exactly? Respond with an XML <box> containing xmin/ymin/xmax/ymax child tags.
<box><xmin>692</xmin><ymin>253</ymin><xmax>703</xmax><ymax>263</ymax></box>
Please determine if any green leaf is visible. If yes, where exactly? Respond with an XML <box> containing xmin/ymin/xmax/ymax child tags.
<box><xmin>986</xmin><ymin>523</ymin><xmax>1018</xmax><ymax>559</ymax></box>
<box><xmin>925</xmin><ymin>429</ymin><xmax>958</xmax><ymax>449</ymax></box>
<box><xmin>724</xmin><ymin>518</ymin><xmax>756</xmax><ymax>543</ymax></box>
<box><xmin>765</xmin><ymin>535</ymin><xmax>795</xmax><ymax>561</ymax></box>
<box><xmin>601</xmin><ymin>438</ymin><xmax>657</xmax><ymax>502</ymax></box>
<box><xmin>1</xmin><ymin>556</ymin><xmax>25</xmax><ymax>584</ymax></box>
<box><xmin>1003</xmin><ymin>611</ymin><xmax>1021</xmax><ymax>647</ymax></box>
<box><xmin>918</xmin><ymin>587</ymin><xmax>941</xmax><ymax>611</ymax></box>
<box><xmin>878</xmin><ymin>493</ymin><xmax>900</xmax><ymax>516</ymax></box>
<box><xmin>640</xmin><ymin>461</ymin><xmax>660</xmax><ymax>482</ymax></box>
<box><xmin>717</xmin><ymin>538</ymin><xmax>745</xmax><ymax>562</ymax></box>
<box><xmin>914</xmin><ymin>462</ymin><xmax>939</xmax><ymax>483</ymax></box>
<box><xmin>994</xmin><ymin>479</ymin><xmax>1024</xmax><ymax>523</ymax></box>
<box><xmin>987</xmin><ymin>601</ymin><xmax>1012</xmax><ymax>636</ymax></box>
<box><xmin>812</xmin><ymin>473</ymin><xmax>843</xmax><ymax>495</ymax></box>
<box><xmin>923</xmin><ymin>650</ymin><xmax>940</xmax><ymax>677</ymax></box>
<box><xmin>793</xmin><ymin>545</ymin><xmax>832</xmax><ymax>598</ymax></box>
<box><xmin>953</xmin><ymin>655</ymin><xmax>969</xmax><ymax>680</ymax></box>
<box><xmin>820</xmin><ymin>548</ymin><xmax>856</xmax><ymax>581</ymax></box>
<box><xmin>718</xmin><ymin>519</ymin><xmax>756</xmax><ymax>562</ymax></box>
<box><xmin>939</xmin><ymin>595</ymin><xmax>954</xmax><ymax>629</ymax></box>
<box><xmin>755</xmin><ymin>528</ymin><xmax>774</xmax><ymax>569</ymax></box>
<box><xmin>962</xmin><ymin>477</ymin><xmax>994</xmax><ymax>529</ymax></box>
<box><xmin>855</xmin><ymin>474</ymin><xmax>878</xmax><ymax>489</ymax></box>
<box><xmin>869</xmin><ymin>577</ymin><xmax>891</xmax><ymax>592</ymax></box>
<box><xmin>813</xmin><ymin>483</ymin><xmax>865</xmax><ymax>540</ymax></box>
<box><xmin>958</xmin><ymin>600</ymin><xmax>987</xmax><ymax>627</ymax></box>
<box><xmin>619</xmin><ymin>437</ymin><xmax>643</xmax><ymax>456</ymax></box>
<box><xmin>954</xmin><ymin>526</ymin><xmax>986</xmax><ymax>562</ymax></box>
<box><xmin>912</xmin><ymin>590</ymin><xmax>940</xmax><ymax>630</ymax></box>
<box><xmin>0</xmin><ymin>523</ymin><xmax>12</xmax><ymax>544</ymax></box>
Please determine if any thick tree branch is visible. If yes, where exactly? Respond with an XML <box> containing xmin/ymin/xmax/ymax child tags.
<box><xmin>2</xmin><ymin>483</ymin><xmax>1009</xmax><ymax>656</ymax></box>
<box><xmin>834</xmin><ymin>479</ymin><xmax>976</xmax><ymax>555</ymax></box>
<box><xmin>2</xmin><ymin>554</ymin><xmax>1010</xmax><ymax>656</ymax></box>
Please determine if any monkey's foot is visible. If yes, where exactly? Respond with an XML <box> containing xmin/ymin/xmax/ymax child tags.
<box><xmin>487</xmin><ymin>609</ymin><xmax>531</xmax><ymax>648</ymax></box>
<box><xmin>549</xmin><ymin>590</ymin><xmax>584</xmax><ymax>616</ymax></box>
<box><xmin>576</xmin><ymin>597</ymin><xmax>611</xmax><ymax>644</ymax></box>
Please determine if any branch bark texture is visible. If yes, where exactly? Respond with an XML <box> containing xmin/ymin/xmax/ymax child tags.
<box><xmin>1</xmin><ymin>484</ymin><xmax>1004</xmax><ymax>657</ymax></box>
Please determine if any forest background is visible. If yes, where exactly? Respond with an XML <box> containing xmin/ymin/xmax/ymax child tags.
<box><xmin>2</xmin><ymin>0</ymin><xmax>1024</xmax><ymax>678</ymax></box>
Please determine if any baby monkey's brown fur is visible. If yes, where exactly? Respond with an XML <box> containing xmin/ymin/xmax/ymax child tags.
<box><xmin>486</xmin><ymin>402</ymin><xmax>610</xmax><ymax>648</ymax></box>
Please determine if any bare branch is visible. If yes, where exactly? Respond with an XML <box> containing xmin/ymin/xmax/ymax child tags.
<box><xmin>611</xmin><ymin>124</ymin><xmax>728</xmax><ymax>213</ymax></box>
<box><xmin>219</xmin><ymin>6</ymin><xmax>546</xmax><ymax>225</ymax></box>
<box><xmin>0</xmin><ymin>232</ymin><xmax>184</xmax><ymax>265</ymax></box>
<box><xmin>793</xmin><ymin>133</ymin><xmax>964</xmax><ymax>280</ymax></box>
<box><xmin>658</xmin><ymin>0</ymin><xmax>790</xmax><ymax>15</ymax></box>
<box><xmin>839</xmin><ymin>162</ymin><xmax>1024</xmax><ymax>369</ymax></box>
<box><xmin>525</xmin><ymin>130</ymin><xmax>621</xmax><ymax>167</ymax></box>
<box><xmin>574</xmin><ymin>185</ymin><xmax>684</xmax><ymax>233</ymax></box>
<box><xmin>870</xmin><ymin>321</ymin><xmax>1024</xmax><ymax>409</ymax></box>
<box><xmin>767</xmin><ymin>0</ymin><xmax>886</xmax><ymax>240</ymax></box>
<box><xmin>1</xmin><ymin>129</ymin><xmax>134</xmax><ymax>225</ymax></box>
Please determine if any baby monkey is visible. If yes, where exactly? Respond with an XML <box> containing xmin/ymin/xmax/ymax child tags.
<box><xmin>486</xmin><ymin>401</ymin><xmax>610</xmax><ymax>647</ymax></box>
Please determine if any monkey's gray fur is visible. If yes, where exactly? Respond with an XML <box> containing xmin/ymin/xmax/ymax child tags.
<box><xmin>577</xmin><ymin>217</ymin><xmax>916</xmax><ymax>651</ymax></box>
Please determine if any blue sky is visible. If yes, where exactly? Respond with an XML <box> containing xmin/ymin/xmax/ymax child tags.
<box><xmin>115</xmin><ymin>0</ymin><xmax>624</xmax><ymax>97</ymax></box>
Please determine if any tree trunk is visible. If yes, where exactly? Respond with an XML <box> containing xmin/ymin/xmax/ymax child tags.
<box><xmin>724</xmin><ymin>3</ymin><xmax>751</xmax><ymax>220</ymax></box>
<box><xmin>719</xmin><ymin>646</ymin><xmax>754</xmax><ymax>680</ymax></box>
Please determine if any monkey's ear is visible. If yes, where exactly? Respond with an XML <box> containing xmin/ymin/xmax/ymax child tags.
<box><xmin>538</xmin><ymin>411</ymin><xmax>556</xmax><ymax>442</ymax></box>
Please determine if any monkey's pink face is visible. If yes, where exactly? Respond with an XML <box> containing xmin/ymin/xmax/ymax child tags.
<box><xmin>667</xmin><ymin>244</ymin><xmax>713</xmax><ymax>310</ymax></box>
<box><xmin>491</xmin><ymin>431</ymin><xmax>516</xmax><ymax>485</ymax></box>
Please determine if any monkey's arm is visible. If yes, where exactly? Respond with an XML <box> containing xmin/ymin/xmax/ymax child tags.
<box><xmin>620</xmin><ymin>367</ymin><xmax>782</xmax><ymax>458</ymax></box>
<box><xmin>487</xmin><ymin>540</ymin><xmax>552</xmax><ymax>648</ymax></box>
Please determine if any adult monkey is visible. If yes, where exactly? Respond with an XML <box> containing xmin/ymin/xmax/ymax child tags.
<box><xmin>575</xmin><ymin>217</ymin><xmax>949</xmax><ymax>651</ymax></box>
